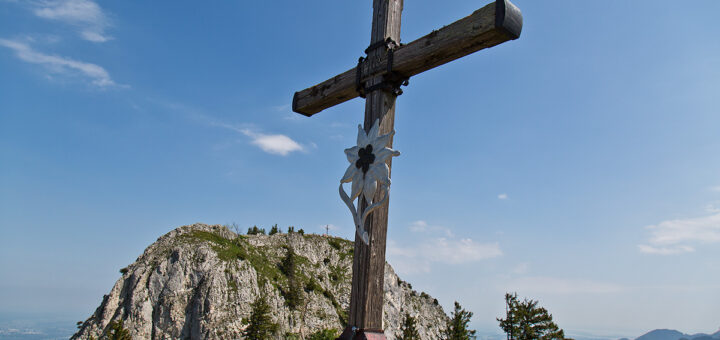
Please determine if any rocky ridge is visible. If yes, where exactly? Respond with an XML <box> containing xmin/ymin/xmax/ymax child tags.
<box><xmin>72</xmin><ymin>223</ymin><xmax>448</xmax><ymax>339</ymax></box>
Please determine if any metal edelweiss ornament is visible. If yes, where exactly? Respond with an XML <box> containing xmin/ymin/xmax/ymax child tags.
<box><xmin>340</xmin><ymin>119</ymin><xmax>400</xmax><ymax>245</ymax></box>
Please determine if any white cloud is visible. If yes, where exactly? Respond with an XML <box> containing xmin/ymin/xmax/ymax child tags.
<box><xmin>170</xmin><ymin>109</ymin><xmax>307</xmax><ymax>156</ymax></box>
<box><xmin>388</xmin><ymin>236</ymin><xmax>502</xmax><ymax>274</ymax></box>
<box><xmin>80</xmin><ymin>30</ymin><xmax>108</xmax><ymax>42</ymax></box>
<box><xmin>705</xmin><ymin>202</ymin><xmax>720</xmax><ymax>213</ymax></box>
<box><xmin>408</xmin><ymin>220</ymin><xmax>428</xmax><ymax>232</ymax></box>
<box><xmin>637</xmin><ymin>244</ymin><xmax>695</xmax><ymax>255</ymax></box>
<box><xmin>0</xmin><ymin>38</ymin><xmax>115</xmax><ymax>86</ymax></box>
<box><xmin>505</xmin><ymin>276</ymin><xmax>624</xmax><ymax>295</ymax></box>
<box><xmin>638</xmin><ymin>213</ymin><xmax>720</xmax><ymax>255</ymax></box>
<box><xmin>33</xmin><ymin>0</ymin><xmax>111</xmax><ymax>42</ymax></box>
<box><xmin>241</xmin><ymin>129</ymin><xmax>304</xmax><ymax>156</ymax></box>
<box><xmin>646</xmin><ymin>213</ymin><xmax>720</xmax><ymax>245</ymax></box>
<box><xmin>498</xmin><ymin>193</ymin><xmax>509</xmax><ymax>200</ymax></box>
<box><xmin>408</xmin><ymin>220</ymin><xmax>454</xmax><ymax>237</ymax></box>
<box><xmin>433</xmin><ymin>238</ymin><xmax>502</xmax><ymax>264</ymax></box>
<box><xmin>272</xmin><ymin>104</ymin><xmax>290</xmax><ymax>112</ymax></box>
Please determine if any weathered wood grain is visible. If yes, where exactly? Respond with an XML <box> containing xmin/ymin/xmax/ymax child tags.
<box><xmin>342</xmin><ymin>0</ymin><xmax>402</xmax><ymax>338</ymax></box>
<box><xmin>293</xmin><ymin>0</ymin><xmax>522</xmax><ymax>116</ymax></box>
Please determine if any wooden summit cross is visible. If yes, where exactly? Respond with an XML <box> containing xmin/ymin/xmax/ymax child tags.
<box><xmin>292</xmin><ymin>1</ymin><xmax>522</xmax><ymax>339</ymax></box>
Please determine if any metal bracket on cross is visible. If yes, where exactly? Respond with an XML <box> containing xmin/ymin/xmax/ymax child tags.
<box><xmin>355</xmin><ymin>37</ymin><xmax>410</xmax><ymax>98</ymax></box>
<box><xmin>339</xmin><ymin>119</ymin><xmax>400</xmax><ymax>245</ymax></box>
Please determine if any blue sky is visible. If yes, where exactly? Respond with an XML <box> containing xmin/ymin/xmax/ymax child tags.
<box><xmin>1</xmin><ymin>0</ymin><xmax>719</xmax><ymax>337</ymax></box>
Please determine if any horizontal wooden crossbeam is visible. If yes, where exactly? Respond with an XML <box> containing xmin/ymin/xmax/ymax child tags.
<box><xmin>292</xmin><ymin>0</ymin><xmax>523</xmax><ymax>116</ymax></box>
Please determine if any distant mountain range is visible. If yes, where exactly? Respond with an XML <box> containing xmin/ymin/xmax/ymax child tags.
<box><xmin>633</xmin><ymin>329</ymin><xmax>720</xmax><ymax>340</ymax></box>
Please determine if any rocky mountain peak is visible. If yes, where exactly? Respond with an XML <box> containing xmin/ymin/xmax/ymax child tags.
<box><xmin>72</xmin><ymin>223</ymin><xmax>448</xmax><ymax>339</ymax></box>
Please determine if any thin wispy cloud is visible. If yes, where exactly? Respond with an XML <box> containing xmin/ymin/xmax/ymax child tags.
<box><xmin>0</xmin><ymin>38</ymin><xmax>116</xmax><ymax>86</ymax></box>
<box><xmin>32</xmin><ymin>0</ymin><xmax>111</xmax><ymax>42</ymax></box>
<box><xmin>710</xmin><ymin>185</ymin><xmax>720</xmax><ymax>192</ymax></box>
<box><xmin>408</xmin><ymin>220</ymin><xmax>454</xmax><ymax>237</ymax></box>
<box><xmin>272</xmin><ymin>104</ymin><xmax>290</xmax><ymax>112</ymax></box>
<box><xmin>505</xmin><ymin>276</ymin><xmax>624</xmax><ymax>295</ymax></box>
<box><xmin>498</xmin><ymin>193</ymin><xmax>509</xmax><ymax>200</ymax></box>
<box><xmin>388</xmin><ymin>229</ymin><xmax>502</xmax><ymax>274</ymax></box>
<box><xmin>705</xmin><ymin>202</ymin><xmax>720</xmax><ymax>213</ymax></box>
<box><xmin>159</xmin><ymin>104</ymin><xmax>307</xmax><ymax>157</ymax></box>
<box><xmin>240</xmin><ymin>128</ymin><xmax>304</xmax><ymax>156</ymax></box>
<box><xmin>638</xmin><ymin>212</ymin><xmax>720</xmax><ymax>255</ymax></box>
<box><xmin>637</xmin><ymin>244</ymin><xmax>695</xmax><ymax>255</ymax></box>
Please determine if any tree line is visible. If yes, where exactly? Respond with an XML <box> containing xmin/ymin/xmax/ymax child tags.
<box><xmin>230</xmin><ymin>223</ymin><xmax>306</xmax><ymax>236</ymax></box>
<box><xmin>243</xmin><ymin>291</ymin><xmax>570</xmax><ymax>340</ymax></box>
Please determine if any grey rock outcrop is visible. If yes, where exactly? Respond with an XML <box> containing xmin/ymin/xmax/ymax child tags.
<box><xmin>72</xmin><ymin>223</ymin><xmax>448</xmax><ymax>339</ymax></box>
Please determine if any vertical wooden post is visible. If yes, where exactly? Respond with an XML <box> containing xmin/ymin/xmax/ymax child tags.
<box><xmin>340</xmin><ymin>0</ymin><xmax>403</xmax><ymax>339</ymax></box>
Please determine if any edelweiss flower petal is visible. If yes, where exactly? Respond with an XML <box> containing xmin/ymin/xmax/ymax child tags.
<box><xmin>371</xmin><ymin>130</ymin><xmax>394</xmax><ymax>151</ymax></box>
<box><xmin>363</xmin><ymin>177</ymin><xmax>377</xmax><ymax>203</ymax></box>
<box><xmin>350</xmin><ymin>170</ymin><xmax>364</xmax><ymax>200</ymax></box>
<box><xmin>356</xmin><ymin>124</ymin><xmax>369</xmax><ymax>147</ymax></box>
<box><xmin>373</xmin><ymin>148</ymin><xmax>400</xmax><ymax>164</ymax></box>
<box><xmin>341</xmin><ymin>164</ymin><xmax>356</xmax><ymax>183</ymax></box>
<box><xmin>369</xmin><ymin>163</ymin><xmax>390</xmax><ymax>186</ymax></box>
<box><xmin>367</xmin><ymin>119</ymin><xmax>380</xmax><ymax>141</ymax></box>
<box><xmin>345</xmin><ymin>146</ymin><xmax>360</xmax><ymax>163</ymax></box>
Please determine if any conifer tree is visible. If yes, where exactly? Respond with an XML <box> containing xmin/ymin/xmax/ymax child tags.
<box><xmin>442</xmin><ymin>301</ymin><xmax>476</xmax><ymax>340</ymax></box>
<box><xmin>106</xmin><ymin>319</ymin><xmax>131</xmax><ymax>340</ymax></box>
<box><xmin>280</xmin><ymin>246</ymin><xmax>302</xmax><ymax>309</ymax></box>
<box><xmin>497</xmin><ymin>293</ymin><xmax>569</xmax><ymax>340</ymax></box>
<box><xmin>243</xmin><ymin>294</ymin><xmax>278</xmax><ymax>340</ymax></box>
<box><xmin>269</xmin><ymin>224</ymin><xmax>279</xmax><ymax>235</ymax></box>
<box><xmin>397</xmin><ymin>311</ymin><xmax>421</xmax><ymax>340</ymax></box>
<box><xmin>307</xmin><ymin>329</ymin><xmax>339</xmax><ymax>340</ymax></box>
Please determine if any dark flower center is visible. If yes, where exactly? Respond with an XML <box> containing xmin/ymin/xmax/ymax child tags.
<box><xmin>355</xmin><ymin>144</ymin><xmax>375</xmax><ymax>174</ymax></box>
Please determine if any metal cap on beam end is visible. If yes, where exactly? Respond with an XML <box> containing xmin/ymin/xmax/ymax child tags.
<box><xmin>495</xmin><ymin>0</ymin><xmax>523</xmax><ymax>40</ymax></box>
<box><xmin>292</xmin><ymin>91</ymin><xmax>313</xmax><ymax>117</ymax></box>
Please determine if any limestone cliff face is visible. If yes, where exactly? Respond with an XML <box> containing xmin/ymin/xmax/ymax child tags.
<box><xmin>72</xmin><ymin>224</ymin><xmax>448</xmax><ymax>339</ymax></box>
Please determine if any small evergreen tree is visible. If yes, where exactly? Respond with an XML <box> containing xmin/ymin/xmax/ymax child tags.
<box><xmin>243</xmin><ymin>294</ymin><xmax>278</xmax><ymax>339</ymax></box>
<box><xmin>442</xmin><ymin>301</ymin><xmax>476</xmax><ymax>340</ymax></box>
<box><xmin>397</xmin><ymin>311</ymin><xmax>421</xmax><ymax>340</ymax></box>
<box><xmin>247</xmin><ymin>226</ymin><xmax>267</xmax><ymax>235</ymax></box>
<box><xmin>269</xmin><ymin>224</ymin><xmax>279</xmax><ymax>235</ymax></box>
<box><xmin>307</xmin><ymin>328</ymin><xmax>339</xmax><ymax>340</ymax></box>
<box><xmin>280</xmin><ymin>246</ymin><xmax>302</xmax><ymax>309</ymax></box>
<box><xmin>298</xmin><ymin>228</ymin><xmax>305</xmax><ymax>235</ymax></box>
<box><xmin>106</xmin><ymin>319</ymin><xmax>131</xmax><ymax>340</ymax></box>
<box><xmin>288</xmin><ymin>226</ymin><xmax>295</xmax><ymax>233</ymax></box>
<box><xmin>497</xmin><ymin>293</ymin><xmax>569</xmax><ymax>340</ymax></box>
